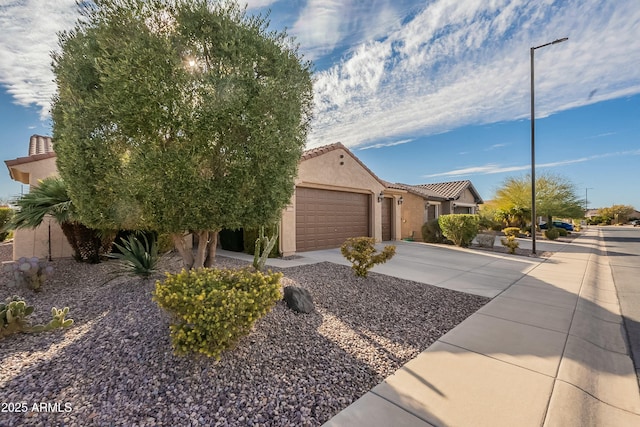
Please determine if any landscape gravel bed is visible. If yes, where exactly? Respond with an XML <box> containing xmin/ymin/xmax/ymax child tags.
<box><xmin>0</xmin><ymin>253</ymin><xmax>489</xmax><ymax>426</ymax></box>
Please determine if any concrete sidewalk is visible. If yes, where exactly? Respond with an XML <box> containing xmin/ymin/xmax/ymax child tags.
<box><xmin>324</xmin><ymin>229</ymin><xmax>640</xmax><ymax>426</ymax></box>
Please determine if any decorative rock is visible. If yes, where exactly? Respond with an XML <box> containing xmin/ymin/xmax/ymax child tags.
<box><xmin>283</xmin><ymin>286</ymin><xmax>314</xmax><ymax>313</ymax></box>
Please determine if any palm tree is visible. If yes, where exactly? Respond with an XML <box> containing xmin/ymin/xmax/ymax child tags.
<box><xmin>9</xmin><ymin>177</ymin><xmax>114</xmax><ymax>263</ymax></box>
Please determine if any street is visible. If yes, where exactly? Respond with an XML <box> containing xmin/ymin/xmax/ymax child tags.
<box><xmin>601</xmin><ymin>225</ymin><xmax>640</xmax><ymax>382</ymax></box>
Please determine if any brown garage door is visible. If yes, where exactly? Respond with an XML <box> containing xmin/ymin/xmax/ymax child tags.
<box><xmin>296</xmin><ymin>187</ymin><xmax>370</xmax><ymax>251</ymax></box>
<box><xmin>381</xmin><ymin>197</ymin><xmax>392</xmax><ymax>241</ymax></box>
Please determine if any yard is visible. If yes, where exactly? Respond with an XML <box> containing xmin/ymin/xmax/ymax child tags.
<box><xmin>0</xmin><ymin>249</ymin><xmax>488</xmax><ymax>426</ymax></box>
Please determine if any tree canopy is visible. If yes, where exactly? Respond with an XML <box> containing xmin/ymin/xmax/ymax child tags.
<box><xmin>52</xmin><ymin>0</ymin><xmax>313</xmax><ymax>268</ymax></box>
<box><xmin>598</xmin><ymin>205</ymin><xmax>636</xmax><ymax>224</ymax></box>
<box><xmin>493</xmin><ymin>173</ymin><xmax>584</xmax><ymax>226</ymax></box>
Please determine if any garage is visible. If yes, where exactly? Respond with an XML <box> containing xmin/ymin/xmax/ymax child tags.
<box><xmin>296</xmin><ymin>187</ymin><xmax>370</xmax><ymax>251</ymax></box>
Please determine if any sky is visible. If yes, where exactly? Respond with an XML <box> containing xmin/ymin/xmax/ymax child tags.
<box><xmin>0</xmin><ymin>0</ymin><xmax>639</xmax><ymax>210</ymax></box>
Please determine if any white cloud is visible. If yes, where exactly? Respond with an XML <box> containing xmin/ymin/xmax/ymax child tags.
<box><xmin>424</xmin><ymin>149</ymin><xmax>640</xmax><ymax>178</ymax></box>
<box><xmin>358</xmin><ymin>138</ymin><xmax>414</xmax><ymax>150</ymax></box>
<box><xmin>485</xmin><ymin>143</ymin><xmax>509</xmax><ymax>151</ymax></box>
<box><xmin>0</xmin><ymin>0</ymin><xmax>78</xmax><ymax>119</ymax></box>
<box><xmin>309</xmin><ymin>0</ymin><xmax>640</xmax><ymax>148</ymax></box>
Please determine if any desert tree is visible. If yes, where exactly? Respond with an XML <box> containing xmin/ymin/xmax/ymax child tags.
<box><xmin>52</xmin><ymin>0</ymin><xmax>313</xmax><ymax>268</ymax></box>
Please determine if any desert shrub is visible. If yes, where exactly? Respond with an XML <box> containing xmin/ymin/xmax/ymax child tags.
<box><xmin>421</xmin><ymin>219</ymin><xmax>446</xmax><ymax>243</ymax></box>
<box><xmin>340</xmin><ymin>237</ymin><xmax>396</xmax><ymax>278</ymax></box>
<box><xmin>438</xmin><ymin>214</ymin><xmax>480</xmax><ymax>247</ymax></box>
<box><xmin>573</xmin><ymin>223</ymin><xmax>581</xmax><ymax>232</ymax></box>
<box><xmin>1</xmin><ymin>295</ymin><xmax>73</xmax><ymax>339</ymax></box>
<box><xmin>476</xmin><ymin>232</ymin><xmax>496</xmax><ymax>248</ymax></box>
<box><xmin>500</xmin><ymin>235</ymin><xmax>519</xmax><ymax>254</ymax></box>
<box><xmin>153</xmin><ymin>268</ymin><xmax>282</xmax><ymax>358</ymax></box>
<box><xmin>557</xmin><ymin>228</ymin><xmax>568</xmax><ymax>237</ymax></box>
<box><xmin>109</xmin><ymin>233</ymin><xmax>159</xmax><ymax>278</ymax></box>
<box><xmin>544</xmin><ymin>228</ymin><xmax>560</xmax><ymax>240</ymax></box>
<box><xmin>0</xmin><ymin>207</ymin><xmax>13</xmax><ymax>241</ymax></box>
<box><xmin>502</xmin><ymin>227</ymin><xmax>521</xmax><ymax>238</ymax></box>
<box><xmin>3</xmin><ymin>257</ymin><xmax>54</xmax><ymax>292</ymax></box>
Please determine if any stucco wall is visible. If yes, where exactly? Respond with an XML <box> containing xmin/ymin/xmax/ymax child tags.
<box><xmin>280</xmin><ymin>147</ymin><xmax>387</xmax><ymax>256</ymax></box>
<box><xmin>457</xmin><ymin>189</ymin><xmax>477</xmax><ymax>204</ymax></box>
<box><xmin>13</xmin><ymin>218</ymin><xmax>75</xmax><ymax>260</ymax></box>
<box><xmin>401</xmin><ymin>193</ymin><xmax>427</xmax><ymax>241</ymax></box>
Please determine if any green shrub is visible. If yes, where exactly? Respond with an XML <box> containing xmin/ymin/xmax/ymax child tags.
<box><xmin>109</xmin><ymin>233</ymin><xmax>159</xmax><ymax>278</ymax></box>
<box><xmin>0</xmin><ymin>207</ymin><xmax>13</xmax><ymax>241</ymax></box>
<box><xmin>3</xmin><ymin>257</ymin><xmax>54</xmax><ymax>292</ymax></box>
<box><xmin>544</xmin><ymin>228</ymin><xmax>560</xmax><ymax>240</ymax></box>
<box><xmin>340</xmin><ymin>237</ymin><xmax>396</xmax><ymax>278</ymax></box>
<box><xmin>438</xmin><ymin>214</ymin><xmax>480</xmax><ymax>247</ymax></box>
<box><xmin>1</xmin><ymin>295</ymin><xmax>73</xmax><ymax>339</ymax></box>
<box><xmin>421</xmin><ymin>219</ymin><xmax>446</xmax><ymax>243</ymax></box>
<box><xmin>153</xmin><ymin>268</ymin><xmax>282</xmax><ymax>359</ymax></box>
<box><xmin>502</xmin><ymin>227</ymin><xmax>521</xmax><ymax>238</ymax></box>
<box><xmin>500</xmin><ymin>235</ymin><xmax>519</xmax><ymax>254</ymax></box>
<box><xmin>557</xmin><ymin>228</ymin><xmax>568</xmax><ymax>237</ymax></box>
<box><xmin>157</xmin><ymin>233</ymin><xmax>175</xmax><ymax>253</ymax></box>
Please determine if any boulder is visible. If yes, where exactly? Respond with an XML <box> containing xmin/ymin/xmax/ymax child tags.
<box><xmin>283</xmin><ymin>286</ymin><xmax>314</xmax><ymax>314</ymax></box>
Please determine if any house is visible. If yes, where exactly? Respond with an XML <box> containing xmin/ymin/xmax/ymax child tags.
<box><xmin>279</xmin><ymin>142</ymin><xmax>404</xmax><ymax>256</ymax></box>
<box><xmin>389</xmin><ymin>180</ymin><xmax>484</xmax><ymax>241</ymax></box>
<box><xmin>5</xmin><ymin>135</ymin><xmax>486</xmax><ymax>258</ymax></box>
<box><xmin>4</xmin><ymin>135</ymin><xmax>75</xmax><ymax>260</ymax></box>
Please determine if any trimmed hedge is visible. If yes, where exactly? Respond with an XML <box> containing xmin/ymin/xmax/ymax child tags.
<box><xmin>544</xmin><ymin>228</ymin><xmax>560</xmax><ymax>240</ymax></box>
<box><xmin>421</xmin><ymin>219</ymin><xmax>446</xmax><ymax>243</ymax></box>
<box><xmin>438</xmin><ymin>214</ymin><xmax>479</xmax><ymax>247</ymax></box>
<box><xmin>153</xmin><ymin>268</ymin><xmax>282</xmax><ymax>359</ymax></box>
<box><xmin>502</xmin><ymin>227</ymin><xmax>521</xmax><ymax>238</ymax></box>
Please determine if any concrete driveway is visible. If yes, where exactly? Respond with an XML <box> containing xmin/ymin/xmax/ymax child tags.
<box><xmin>221</xmin><ymin>239</ymin><xmax>553</xmax><ymax>298</ymax></box>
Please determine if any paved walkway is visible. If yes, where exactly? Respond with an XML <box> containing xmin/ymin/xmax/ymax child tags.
<box><xmin>323</xmin><ymin>229</ymin><xmax>640</xmax><ymax>426</ymax></box>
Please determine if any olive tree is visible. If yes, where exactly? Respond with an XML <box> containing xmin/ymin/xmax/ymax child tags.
<box><xmin>52</xmin><ymin>0</ymin><xmax>313</xmax><ymax>268</ymax></box>
<box><xmin>494</xmin><ymin>173</ymin><xmax>584</xmax><ymax>228</ymax></box>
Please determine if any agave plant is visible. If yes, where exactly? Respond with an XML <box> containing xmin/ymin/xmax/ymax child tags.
<box><xmin>109</xmin><ymin>233</ymin><xmax>159</xmax><ymax>279</ymax></box>
<box><xmin>8</xmin><ymin>177</ymin><xmax>114</xmax><ymax>262</ymax></box>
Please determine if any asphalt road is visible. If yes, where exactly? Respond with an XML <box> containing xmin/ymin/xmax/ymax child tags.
<box><xmin>601</xmin><ymin>225</ymin><xmax>640</xmax><ymax>382</ymax></box>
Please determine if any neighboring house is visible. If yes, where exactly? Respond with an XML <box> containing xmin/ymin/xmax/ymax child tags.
<box><xmin>279</xmin><ymin>142</ymin><xmax>403</xmax><ymax>255</ymax></box>
<box><xmin>390</xmin><ymin>180</ymin><xmax>484</xmax><ymax>241</ymax></box>
<box><xmin>4</xmin><ymin>135</ymin><xmax>75</xmax><ymax>260</ymax></box>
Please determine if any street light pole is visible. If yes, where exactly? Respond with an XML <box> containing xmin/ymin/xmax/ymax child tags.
<box><xmin>585</xmin><ymin>187</ymin><xmax>593</xmax><ymax>228</ymax></box>
<box><xmin>530</xmin><ymin>37</ymin><xmax>568</xmax><ymax>255</ymax></box>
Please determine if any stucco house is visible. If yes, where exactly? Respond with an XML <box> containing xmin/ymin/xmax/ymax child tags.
<box><xmin>5</xmin><ymin>136</ymin><xmax>485</xmax><ymax>258</ymax></box>
<box><xmin>4</xmin><ymin>135</ymin><xmax>75</xmax><ymax>260</ymax></box>
<box><xmin>279</xmin><ymin>142</ymin><xmax>404</xmax><ymax>256</ymax></box>
<box><xmin>389</xmin><ymin>180</ymin><xmax>484</xmax><ymax>241</ymax></box>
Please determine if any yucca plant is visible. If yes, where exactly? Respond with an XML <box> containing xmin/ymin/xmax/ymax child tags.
<box><xmin>109</xmin><ymin>233</ymin><xmax>159</xmax><ymax>279</ymax></box>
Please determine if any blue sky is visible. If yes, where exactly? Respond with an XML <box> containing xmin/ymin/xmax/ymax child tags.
<box><xmin>1</xmin><ymin>0</ymin><xmax>639</xmax><ymax>210</ymax></box>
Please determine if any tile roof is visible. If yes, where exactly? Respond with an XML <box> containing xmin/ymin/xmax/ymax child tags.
<box><xmin>389</xmin><ymin>182</ymin><xmax>446</xmax><ymax>200</ymax></box>
<box><xmin>416</xmin><ymin>180</ymin><xmax>472</xmax><ymax>199</ymax></box>
<box><xmin>301</xmin><ymin>142</ymin><xmax>386</xmax><ymax>187</ymax></box>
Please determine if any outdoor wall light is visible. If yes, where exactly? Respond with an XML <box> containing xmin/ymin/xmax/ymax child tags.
<box><xmin>377</xmin><ymin>192</ymin><xmax>384</xmax><ymax>202</ymax></box>
<box><xmin>398</xmin><ymin>196</ymin><xmax>404</xmax><ymax>205</ymax></box>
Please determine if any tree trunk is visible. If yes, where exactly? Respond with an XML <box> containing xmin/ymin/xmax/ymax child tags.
<box><xmin>193</xmin><ymin>230</ymin><xmax>210</xmax><ymax>269</ymax></box>
<box><xmin>172</xmin><ymin>233</ymin><xmax>194</xmax><ymax>270</ymax></box>
<box><xmin>204</xmin><ymin>230</ymin><xmax>219</xmax><ymax>268</ymax></box>
<box><xmin>59</xmin><ymin>221</ymin><xmax>82</xmax><ymax>261</ymax></box>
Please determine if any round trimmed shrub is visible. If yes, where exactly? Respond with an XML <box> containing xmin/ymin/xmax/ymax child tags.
<box><xmin>153</xmin><ymin>268</ymin><xmax>282</xmax><ymax>359</ymax></box>
<box><xmin>502</xmin><ymin>227</ymin><xmax>521</xmax><ymax>238</ymax></box>
<box><xmin>544</xmin><ymin>228</ymin><xmax>560</xmax><ymax>240</ymax></box>
<box><xmin>438</xmin><ymin>214</ymin><xmax>480</xmax><ymax>247</ymax></box>
<box><xmin>557</xmin><ymin>228</ymin><xmax>568</xmax><ymax>237</ymax></box>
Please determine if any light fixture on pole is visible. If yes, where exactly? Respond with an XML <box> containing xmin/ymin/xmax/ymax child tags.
<box><xmin>530</xmin><ymin>37</ymin><xmax>568</xmax><ymax>255</ymax></box>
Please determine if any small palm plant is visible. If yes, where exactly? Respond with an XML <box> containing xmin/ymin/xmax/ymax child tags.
<box><xmin>8</xmin><ymin>177</ymin><xmax>114</xmax><ymax>262</ymax></box>
<box><xmin>109</xmin><ymin>233</ymin><xmax>159</xmax><ymax>279</ymax></box>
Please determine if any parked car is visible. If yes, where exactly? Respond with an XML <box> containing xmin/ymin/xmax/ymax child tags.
<box><xmin>632</xmin><ymin>220</ymin><xmax>640</xmax><ymax>227</ymax></box>
<box><xmin>539</xmin><ymin>221</ymin><xmax>574</xmax><ymax>231</ymax></box>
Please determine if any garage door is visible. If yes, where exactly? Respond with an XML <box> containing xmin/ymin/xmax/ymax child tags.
<box><xmin>381</xmin><ymin>197</ymin><xmax>392</xmax><ymax>241</ymax></box>
<box><xmin>296</xmin><ymin>187</ymin><xmax>370</xmax><ymax>251</ymax></box>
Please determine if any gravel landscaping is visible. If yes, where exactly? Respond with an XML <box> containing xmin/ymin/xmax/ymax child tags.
<box><xmin>1</xmin><ymin>251</ymin><xmax>489</xmax><ymax>426</ymax></box>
